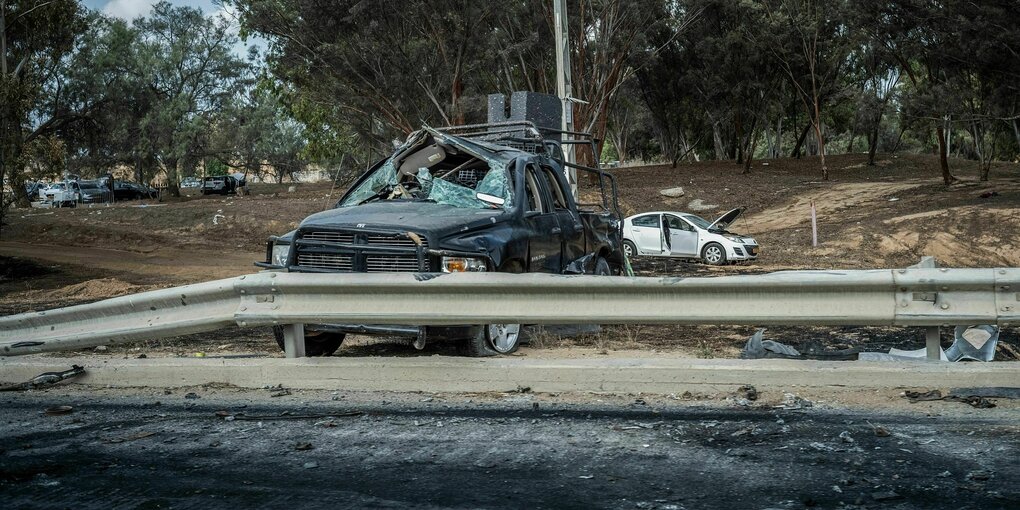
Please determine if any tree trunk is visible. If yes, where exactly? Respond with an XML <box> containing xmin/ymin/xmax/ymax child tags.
<box><xmin>734</xmin><ymin>112</ymin><xmax>743</xmax><ymax>164</ymax></box>
<box><xmin>166</xmin><ymin>158</ymin><xmax>181</xmax><ymax>197</ymax></box>
<box><xmin>712</xmin><ymin>121</ymin><xmax>725</xmax><ymax>161</ymax></box>
<box><xmin>791</xmin><ymin>122</ymin><xmax>811</xmax><ymax>159</ymax></box>
<box><xmin>1012</xmin><ymin>119</ymin><xmax>1020</xmax><ymax>158</ymax></box>
<box><xmin>935</xmin><ymin>124</ymin><xmax>955</xmax><ymax>185</ymax></box>
<box><xmin>813</xmin><ymin>96</ymin><xmax>828</xmax><ymax>180</ymax></box>
<box><xmin>743</xmin><ymin>123</ymin><xmax>760</xmax><ymax>175</ymax></box>
<box><xmin>773</xmin><ymin>115</ymin><xmax>783</xmax><ymax>158</ymax></box>
<box><xmin>867</xmin><ymin>126</ymin><xmax>879</xmax><ymax>166</ymax></box>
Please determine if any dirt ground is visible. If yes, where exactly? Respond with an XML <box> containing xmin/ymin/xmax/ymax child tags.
<box><xmin>2</xmin><ymin>153</ymin><xmax>1019</xmax><ymax>359</ymax></box>
<box><xmin>2</xmin><ymin>385</ymin><xmax>1019</xmax><ymax>508</ymax></box>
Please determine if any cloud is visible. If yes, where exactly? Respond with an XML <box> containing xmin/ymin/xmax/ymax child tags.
<box><xmin>103</xmin><ymin>0</ymin><xmax>158</xmax><ymax>21</ymax></box>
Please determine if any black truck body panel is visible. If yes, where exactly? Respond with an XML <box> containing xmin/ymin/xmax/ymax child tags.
<box><xmin>259</xmin><ymin>121</ymin><xmax>624</xmax><ymax>342</ymax></box>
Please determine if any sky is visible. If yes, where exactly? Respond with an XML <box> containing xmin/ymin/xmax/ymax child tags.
<box><xmin>81</xmin><ymin>0</ymin><xmax>263</xmax><ymax>56</ymax></box>
<box><xmin>83</xmin><ymin>0</ymin><xmax>224</xmax><ymax>22</ymax></box>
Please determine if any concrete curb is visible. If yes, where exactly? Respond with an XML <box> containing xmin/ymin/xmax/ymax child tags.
<box><xmin>2</xmin><ymin>356</ymin><xmax>1017</xmax><ymax>394</ymax></box>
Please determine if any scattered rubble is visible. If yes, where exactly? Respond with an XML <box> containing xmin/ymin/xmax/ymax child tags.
<box><xmin>658</xmin><ymin>187</ymin><xmax>685</xmax><ymax>198</ymax></box>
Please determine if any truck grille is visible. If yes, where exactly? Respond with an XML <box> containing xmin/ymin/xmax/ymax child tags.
<box><xmin>296</xmin><ymin>253</ymin><xmax>354</xmax><ymax>271</ymax></box>
<box><xmin>294</xmin><ymin>230</ymin><xmax>429</xmax><ymax>272</ymax></box>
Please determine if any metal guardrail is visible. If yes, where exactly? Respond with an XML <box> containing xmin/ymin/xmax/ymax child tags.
<box><xmin>1</xmin><ymin>267</ymin><xmax>1017</xmax><ymax>357</ymax></box>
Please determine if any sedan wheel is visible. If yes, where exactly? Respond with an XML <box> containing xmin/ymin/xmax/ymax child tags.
<box><xmin>702</xmin><ymin>243</ymin><xmax>726</xmax><ymax>265</ymax></box>
<box><xmin>623</xmin><ymin>240</ymin><xmax>636</xmax><ymax>258</ymax></box>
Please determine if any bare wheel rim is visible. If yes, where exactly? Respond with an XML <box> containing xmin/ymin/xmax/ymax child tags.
<box><xmin>705</xmin><ymin>246</ymin><xmax>722</xmax><ymax>263</ymax></box>
<box><xmin>623</xmin><ymin>243</ymin><xmax>634</xmax><ymax>257</ymax></box>
<box><xmin>487</xmin><ymin>323</ymin><xmax>521</xmax><ymax>353</ymax></box>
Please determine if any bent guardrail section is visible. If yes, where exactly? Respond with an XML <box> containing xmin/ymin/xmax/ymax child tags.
<box><xmin>1</xmin><ymin>268</ymin><xmax>1017</xmax><ymax>356</ymax></box>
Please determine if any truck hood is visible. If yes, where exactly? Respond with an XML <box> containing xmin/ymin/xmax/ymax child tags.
<box><xmin>708</xmin><ymin>207</ymin><xmax>746</xmax><ymax>231</ymax></box>
<box><xmin>299</xmin><ymin>201</ymin><xmax>507</xmax><ymax>236</ymax></box>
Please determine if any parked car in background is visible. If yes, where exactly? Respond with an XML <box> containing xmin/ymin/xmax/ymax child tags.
<box><xmin>39</xmin><ymin>182</ymin><xmax>80</xmax><ymax>207</ymax></box>
<box><xmin>622</xmin><ymin>208</ymin><xmax>759</xmax><ymax>265</ymax></box>
<box><xmin>201</xmin><ymin>175</ymin><xmax>243</xmax><ymax>195</ymax></box>
<box><xmin>114</xmin><ymin>181</ymin><xmax>159</xmax><ymax>201</ymax></box>
<box><xmin>77</xmin><ymin>180</ymin><xmax>110</xmax><ymax>204</ymax></box>
<box><xmin>181</xmin><ymin>176</ymin><xmax>201</xmax><ymax>188</ymax></box>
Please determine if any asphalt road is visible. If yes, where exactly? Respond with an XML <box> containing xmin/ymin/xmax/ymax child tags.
<box><xmin>1</xmin><ymin>387</ymin><xmax>1018</xmax><ymax>509</ymax></box>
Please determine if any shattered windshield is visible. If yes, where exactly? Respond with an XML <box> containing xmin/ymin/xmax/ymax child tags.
<box><xmin>338</xmin><ymin>131</ymin><xmax>514</xmax><ymax>210</ymax></box>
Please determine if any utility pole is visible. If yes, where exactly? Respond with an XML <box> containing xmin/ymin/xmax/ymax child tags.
<box><xmin>553</xmin><ymin>0</ymin><xmax>577</xmax><ymax>200</ymax></box>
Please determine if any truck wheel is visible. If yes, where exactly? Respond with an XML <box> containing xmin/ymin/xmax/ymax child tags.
<box><xmin>459</xmin><ymin>324</ymin><xmax>522</xmax><ymax>357</ymax></box>
<box><xmin>460</xmin><ymin>261</ymin><xmax>523</xmax><ymax>357</ymax></box>
<box><xmin>272</xmin><ymin>326</ymin><xmax>345</xmax><ymax>357</ymax></box>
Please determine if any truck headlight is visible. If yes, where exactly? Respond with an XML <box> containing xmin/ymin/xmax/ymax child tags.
<box><xmin>271</xmin><ymin>243</ymin><xmax>290</xmax><ymax>266</ymax></box>
<box><xmin>441</xmin><ymin>256</ymin><xmax>487</xmax><ymax>272</ymax></box>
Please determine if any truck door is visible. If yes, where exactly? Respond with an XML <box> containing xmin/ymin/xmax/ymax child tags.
<box><xmin>522</xmin><ymin>165</ymin><xmax>562</xmax><ymax>273</ymax></box>
<box><xmin>539</xmin><ymin>165</ymin><xmax>585</xmax><ymax>272</ymax></box>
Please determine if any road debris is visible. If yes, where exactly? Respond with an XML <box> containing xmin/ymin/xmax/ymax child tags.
<box><xmin>737</xmin><ymin>385</ymin><xmax>758</xmax><ymax>401</ymax></box>
<box><xmin>949</xmin><ymin>387</ymin><xmax>1020</xmax><ymax>399</ymax></box>
<box><xmin>294</xmin><ymin>442</ymin><xmax>313</xmax><ymax>451</ymax></box>
<box><xmin>902</xmin><ymin>390</ymin><xmax>997</xmax><ymax>408</ymax></box>
<box><xmin>776</xmin><ymin>392</ymin><xmax>813</xmax><ymax>410</ymax></box>
<box><xmin>44</xmin><ymin>405</ymin><xmax>74</xmax><ymax>416</ymax></box>
<box><xmin>740</xmin><ymin>329</ymin><xmax>800</xmax><ymax>359</ymax></box>
<box><xmin>1</xmin><ymin>365</ymin><xmax>86</xmax><ymax>391</ymax></box>
<box><xmin>946</xmin><ymin>325</ymin><xmax>999</xmax><ymax>362</ymax></box>
<box><xmin>867</xmin><ymin>421</ymin><xmax>891</xmax><ymax>437</ymax></box>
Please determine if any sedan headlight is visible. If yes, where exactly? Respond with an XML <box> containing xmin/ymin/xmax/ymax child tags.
<box><xmin>441</xmin><ymin>256</ymin><xmax>488</xmax><ymax>273</ymax></box>
<box><xmin>271</xmin><ymin>243</ymin><xmax>291</xmax><ymax>266</ymax></box>
<box><xmin>724</xmin><ymin>235</ymin><xmax>743</xmax><ymax>243</ymax></box>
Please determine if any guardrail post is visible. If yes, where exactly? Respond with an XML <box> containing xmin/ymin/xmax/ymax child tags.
<box><xmin>925</xmin><ymin>326</ymin><xmax>941</xmax><ymax>361</ymax></box>
<box><xmin>282</xmin><ymin>324</ymin><xmax>306</xmax><ymax>358</ymax></box>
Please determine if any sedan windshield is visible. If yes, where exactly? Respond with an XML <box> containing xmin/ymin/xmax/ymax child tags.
<box><xmin>683</xmin><ymin>214</ymin><xmax>712</xmax><ymax>230</ymax></box>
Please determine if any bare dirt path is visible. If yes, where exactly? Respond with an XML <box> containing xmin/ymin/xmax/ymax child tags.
<box><xmin>0</xmin><ymin>241</ymin><xmax>260</xmax><ymax>283</ymax></box>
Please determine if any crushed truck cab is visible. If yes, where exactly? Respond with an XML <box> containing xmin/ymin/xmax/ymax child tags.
<box><xmin>258</xmin><ymin>116</ymin><xmax>624</xmax><ymax>356</ymax></box>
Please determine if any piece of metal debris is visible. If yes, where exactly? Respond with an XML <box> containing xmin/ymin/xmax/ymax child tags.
<box><xmin>1</xmin><ymin>365</ymin><xmax>86</xmax><ymax>391</ymax></box>
<box><xmin>740</xmin><ymin>329</ymin><xmax>800</xmax><ymax>359</ymax></box>
<box><xmin>44</xmin><ymin>405</ymin><xmax>74</xmax><ymax>416</ymax></box>
<box><xmin>946</xmin><ymin>325</ymin><xmax>999</xmax><ymax>362</ymax></box>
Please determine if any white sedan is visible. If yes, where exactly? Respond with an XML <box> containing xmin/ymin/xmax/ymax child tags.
<box><xmin>622</xmin><ymin>208</ymin><xmax>759</xmax><ymax>264</ymax></box>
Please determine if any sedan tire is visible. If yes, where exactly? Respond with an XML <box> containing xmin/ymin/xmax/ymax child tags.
<box><xmin>622</xmin><ymin>240</ymin><xmax>637</xmax><ymax>259</ymax></box>
<box><xmin>702</xmin><ymin>242</ymin><xmax>727</xmax><ymax>265</ymax></box>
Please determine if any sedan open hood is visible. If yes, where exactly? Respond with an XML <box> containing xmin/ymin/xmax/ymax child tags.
<box><xmin>708</xmin><ymin>207</ymin><xmax>746</xmax><ymax>231</ymax></box>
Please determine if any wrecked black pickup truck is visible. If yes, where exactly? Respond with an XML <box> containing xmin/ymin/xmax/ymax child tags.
<box><xmin>257</xmin><ymin>116</ymin><xmax>624</xmax><ymax>357</ymax></box>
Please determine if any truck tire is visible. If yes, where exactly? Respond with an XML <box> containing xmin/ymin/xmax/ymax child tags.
<box><xmin>272</xmin><ymin>326</ymin><xmax>345</xmax><ymax>357</ymax></box>
<box><xmin>459</xmin><ymin>324</ymin><xmax>522</xmax><ymax>357</ymax></box>
<box><xmin>460</xmin><ymin>260</ymin><xmax>523</xmax><ymax>357</ymax></box>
